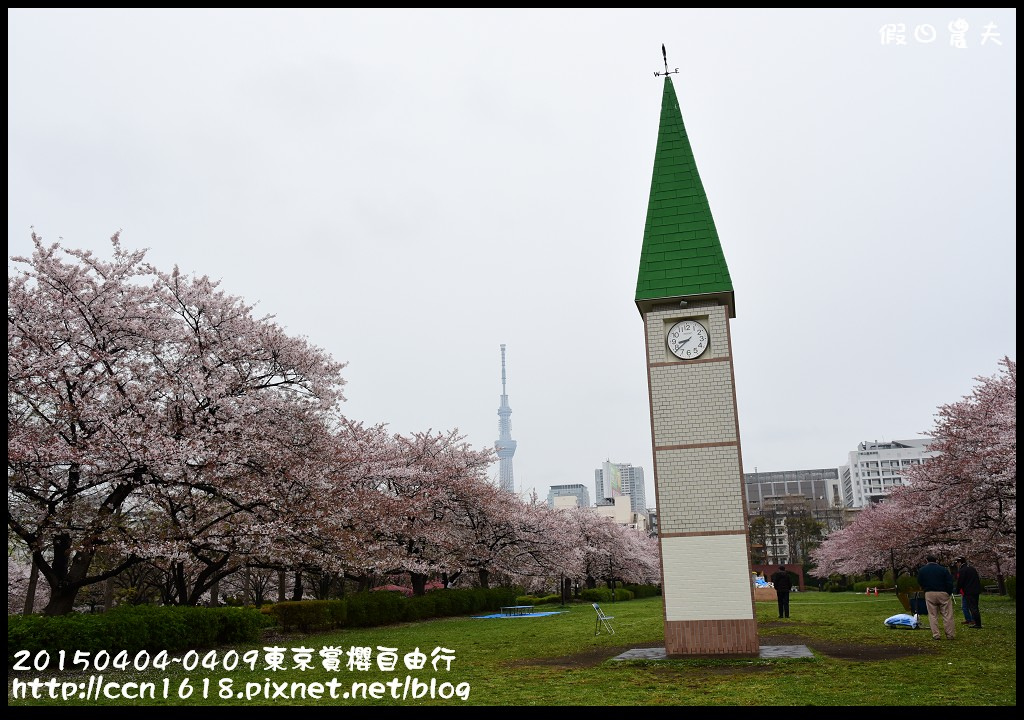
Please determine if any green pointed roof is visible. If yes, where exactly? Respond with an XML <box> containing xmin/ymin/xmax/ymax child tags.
<box><xmin>635</xmin><ymin>76</ymin><xmax>735</xmax><ymax>317</ymax></box>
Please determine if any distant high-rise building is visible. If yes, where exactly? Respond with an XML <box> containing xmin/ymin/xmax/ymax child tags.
<box><xmin>494</xmin><ymin>344</ymin><xmax>517</xmax><ymax>494</ymax></box>
<box><xmin>744</xmin><ymin>468</ymin><xmax>839</xmax><ymax>515</ymax></box>
<box><xmin>595</xmin><ymin>461</ymin><xmax>646</xmax><ymax>513</ymax></box>
<box><xmin>744</xmin><ymin>468</ymin><xmax>844</xmax><ymax>565</ymax></box>
<box><xmin>547</xmin><ymin>484</ymin><xmax>591</xmax><ymax>509</ymax></box>
<box><xmin>839</xmin><ymin>438</ymin><xmax>937</xmax><ymax>508</ymax></box>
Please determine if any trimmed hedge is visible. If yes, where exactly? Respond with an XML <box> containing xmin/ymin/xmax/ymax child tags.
<box><xmin>8</xmin><ymin>605</ymin><xmax>270</xmax><ymax>665</ymax></box>
<box><xmin>623</xmin><ymin>584</ymin><xmax>661</xmax><ymax>599</ymax></box>
<box><xmin>579</xmin><ymin>587</ymin><xmax>634</xmax><ymax>603</ymax></box>
<box><xmin>514</xmin><ymin>594</ymin><xmax>562</xmax><ymax>606</ymax></box>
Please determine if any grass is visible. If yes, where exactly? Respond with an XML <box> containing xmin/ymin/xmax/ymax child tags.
<box><xmin>7</xmin><ymin>592</ymin><xmax>1016</xmax><ymax>706</ymax></box>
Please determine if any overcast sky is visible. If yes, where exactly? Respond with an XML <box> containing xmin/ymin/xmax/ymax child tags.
<box><xmin>8</xmin><ymin>9</ymin><xmax>1016</xmax><ymax>509</ymax></box>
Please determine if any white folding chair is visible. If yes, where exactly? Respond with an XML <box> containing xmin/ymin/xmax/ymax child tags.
<box><xmin>593</xmin><ymin>602</ymin><xmax>615</xmax><ymax>635</ymax></box>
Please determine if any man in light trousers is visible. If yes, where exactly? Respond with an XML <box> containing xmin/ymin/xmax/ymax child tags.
<box><xmin>917</xmin><ymin>555</ymin><xmax>956</xmax><ymax>640</ymax></box>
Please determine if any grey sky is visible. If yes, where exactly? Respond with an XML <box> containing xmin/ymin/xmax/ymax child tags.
<box><xmin>8</xmin><ymin>9</ymin><xmax>1016</xmax><ymax>508</ymax></box>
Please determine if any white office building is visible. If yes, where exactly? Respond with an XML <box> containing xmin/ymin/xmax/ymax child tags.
<box><xmin>839</xmin><ymin>438</ymin><xmax>938</xmax><ymax>508</ymax></box>
<box><xmin>594</xmin><ymin>495</ymin><xmax>650</xmax><ymax>534</ymax></box>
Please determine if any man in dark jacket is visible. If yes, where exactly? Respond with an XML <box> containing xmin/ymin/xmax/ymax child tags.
<box><xmin>955</xmin><ymin>558</ymin><xmax>983</xmax><ymax>629</ymax></box>
<box><xmin>917</xmin><ymin>555</ymin><xmax>956</xmax><ymax>640</ymax></box>
<box><xmin>770</xmin><ymin>565</ymin><xmax>793</xmax><ymax>619</ymax></box>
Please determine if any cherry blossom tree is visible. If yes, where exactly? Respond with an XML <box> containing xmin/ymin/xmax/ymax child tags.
<box><xmin>811</xmin><ymin>358</ymin><xmax>1016</xmax><ymax>583</ymax></box>
<box><xmin>560</xmin><ymin>506</ymin><xmax>628</xmax><ymax>589</ymax></box>
<box><xmin>809</xmin><ymin>498</ymin><xmax>924</xmax><ymax>578</ymax></box>
<box><xmin>8</xmin><ymin>233</ymin><xmax>347</xmax><ymax>613</ymax></box>
<box><xmin>611</xmin><ymin>523</ymin><xmax>661</xmax><ymax>586</ymax></box>
<box><xmin>353</xmin><ymin>428</ymin><xmax>497</xmax><ymax>594</ymax></box>
<box><xmin>478</xmin><ymin>493</ymin><xmax>579</xmax><ymax>590</ymax></box>
<box><xmin>10</xmin><ymin>233</ymin><xmax>665</xmax><ymax>614</ymax></box>
<box><xmin>895</xmin><ymin>357</ymin><xmax>1016</xmax><ymax>582</ymax></box>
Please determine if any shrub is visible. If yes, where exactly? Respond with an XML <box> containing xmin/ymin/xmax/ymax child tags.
<box><xmin>9</xmin><ymin>585</ymin><xmax>530</xmax><ymax>661</ymax></box>
<box><xmin>267</xmin><ymin>600</ymin><xmax>335</xmax><ymax>632</ymax></box>
<box><xmin>822</xmin><ymin>574</ymin><xmax>853</xmax><ymax>592</ymax></box>
<box><xmin>7</xmin><ymin>605</ymin><xmax>267</xmax><ymax>664</ymax></box>
<box><xmin>220</xmin><ymin>606</ymin><xmax>275</xmax><ymax>641</ymax></box>
<box><xmin>326</xmin><ymin>600</ymin><xmax>348</xmax><ymax>628</ymax></box>
<box><xmin>425</xmin><ymin>588</ymin><xmax>463</xmax><ymax>617</ymax></box>
<box><xmin>345</xmin><ymin>590</ymin><xmax>407</xmax><ymax>628</ymax></box>
<box><xmin>895</xmin><ymin>573</ymin><xmax>921</xmax><ymax>593</ymax></box>
<box><xmin>623</xmin><ymin>584</ymin><xmax>661</xmax><ymax>599</ymax></box>
<box><xmin>579</xmin><ymin>587</ymin><xmax>633</xmax><ymax>603</ymax></box>
<box><xmin>404</xmin><ymin>594</ymin><xmax>439</xmax><ymax>622</ymax></box>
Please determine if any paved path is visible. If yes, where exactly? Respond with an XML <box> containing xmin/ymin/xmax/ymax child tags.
<box><xmin>613</xmin><ymin>645</ymin><xmax>814</xmax><ymax>660</ymax></box>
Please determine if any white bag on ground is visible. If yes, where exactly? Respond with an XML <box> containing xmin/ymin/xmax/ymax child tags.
<box><xmin>883</xmin><ymin>613</ymin><xmax>920</xmax><ymax>629</ymax></box>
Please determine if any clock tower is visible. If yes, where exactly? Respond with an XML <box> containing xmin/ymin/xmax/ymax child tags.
<box><xmin>636</xmin><ymin>71</ymin><xmax>759</xmax><ymax>656</ymax></box>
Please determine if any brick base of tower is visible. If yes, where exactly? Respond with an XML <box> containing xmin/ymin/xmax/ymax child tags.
<box><xmin>664</xmin><ymin>619</ymin><xmax>760</xmax><ymax>657</ymax></box>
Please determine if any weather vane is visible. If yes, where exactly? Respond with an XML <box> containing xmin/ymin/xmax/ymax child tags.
<box><xmin>654</xmin><ymin>43</ymin><xmax>679</xmax><ymax>78</ymax></box>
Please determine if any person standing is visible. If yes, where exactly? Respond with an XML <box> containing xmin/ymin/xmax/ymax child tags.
<box><xmin>955</xmin><ymin>558</ymin><xmax>983</xmax><ymax>629</ymax></box>
<box><xmin>917</xmin><ymin>555</ymin><xmax>956</xmax><ymax>640</ymax></box>
<box><xmin>770</xmin><ymin>565</ymin><xmax>793</xmax><ymax>619</ymax></box>
<box><xmin>958</xmin><ymin>587</ymin><xmax>974</xmax><ymax>625</ymax></box>
<box><xmin>954</xmin><ymin>560</ymin><xmax>974</xmax><ymax>626</ymax></box>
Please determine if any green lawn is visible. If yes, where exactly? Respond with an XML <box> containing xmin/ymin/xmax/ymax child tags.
<box><xmin>8</xmin><ymin>592</ymin><xmax>1016</xmax><ymax>706</ymax></box>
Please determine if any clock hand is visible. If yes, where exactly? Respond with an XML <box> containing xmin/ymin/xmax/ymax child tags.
<box><xmin>678</xmin><ymin>336</ymin><xmax>691</xmax><ymax>346</ymax></box>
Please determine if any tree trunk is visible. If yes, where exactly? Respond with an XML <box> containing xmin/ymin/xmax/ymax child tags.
<box><xmin>291</xmin><ymin>572</ymin><xmax>303</xmax><ymax>601</ymax></box>
<box><xmin>209</xmin><ymin>579</ymin><xmax>220</xmax><ymax>607</ymax></box>
<box><xmin>477</xmin><ymin>568</ymin><xmax>490</xmax><ymax>590</ymax></box>
<box><xmin>171</xmin><ymin>561</ymin><xmax>188</xmax><ymax>606</ymax></box>
<box><xmin>39</xmin><ymin>536</ymin><xmax>97</xmax><ymax>615</ymax></box>
<box><xmin>410</xmin><ymin>572</ymin><xmax>428</xmax><ymax>596</ymax></box>
<box><xmin>104</xmin><ymin>577</ymin><xmax>114</xmax><ymax>612</ymax></box>
<box><xmin>278</xmin><ymin>570</ymin><xmax>287</xmax><ymax>602</ymax></box>
<box><xmin>42</xmin><ymin>585</ymin><xmax>80</xmax><ymax>615</ymax></box>
<box><xmin>37</xmin><ymin>473</ymin><xmax>136</xmax><ymax>615</ymax></box>
<box><xmin>23</xmin><ymin>560</ymin><xmax>39</xmax><ymax>615</ymax></box>
<box><xmin>994</xmin><ymin>557</ymin><xmax>1006</xmax><ymax>595</ymax></box>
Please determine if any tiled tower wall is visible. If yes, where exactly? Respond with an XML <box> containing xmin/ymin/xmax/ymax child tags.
<box><xmin>644</xmin><ymin>300</ymin><xmax>758</xmax><ymax>655</ymax></box>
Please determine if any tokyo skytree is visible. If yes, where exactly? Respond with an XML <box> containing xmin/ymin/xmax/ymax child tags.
<box><xmin>495</xmin><ymin>344</ymin><xmax>517</xmax><ymax>493</ymax></box>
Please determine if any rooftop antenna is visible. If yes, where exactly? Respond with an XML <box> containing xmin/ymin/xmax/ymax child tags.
<box><xmin>654</xmin><ymin>43</ymin><xmax>679</xmax><ymax>78</ymax></box>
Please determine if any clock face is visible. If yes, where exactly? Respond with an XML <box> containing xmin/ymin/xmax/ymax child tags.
<box><xmin>667</xmin><ymin>319</ymin><xmax>709</xmax><ymax>360</ymax></box>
